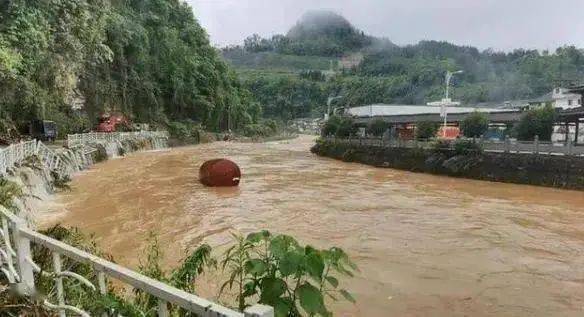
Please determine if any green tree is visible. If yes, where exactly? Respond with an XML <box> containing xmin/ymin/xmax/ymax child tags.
<box><xmin>321</xmin><ymin>115</ymin><xmax>341</xmax><ymax>136</ymax></box>
<box><xmin>0</xmin><ymin>0</ymin><xmax>261</xmax><ymax>135</ymax></box>
<box><xmin>367</xmin><ymin>119</ymin><xmax>387</xmax><ymax>136</ymax></box>
<box><xmin>514</xmin><ymin>105</ymin><xmax>557</xmax><ymax>141</ymax></box>
<box><xmin>461</xmin><ymin>111</ymin><xmax>489</xmax><ymax>138</ymax></box>
<box><xmin>335</xmin><ymin>117</ymin><xmax>356</xmax><ymax>137</ymax></box>
<box><xmin>415</xmin><ymin>121</ymin><xmax>439</xmax><ymax>140</ymax></box>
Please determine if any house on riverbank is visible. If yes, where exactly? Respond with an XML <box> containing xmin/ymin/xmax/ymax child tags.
<box><xmin>344</xmin><ymin>87</ymin><xmax>584</xmax><ymax>144</ymax></box>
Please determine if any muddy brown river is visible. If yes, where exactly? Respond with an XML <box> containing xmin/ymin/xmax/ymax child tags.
<box><xmin>43</xmin><ymin>136</ymin><xmax>584</xmax><ymax>316</ymax></box>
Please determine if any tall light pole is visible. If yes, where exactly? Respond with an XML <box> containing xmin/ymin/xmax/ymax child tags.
<box><xmin>325</xmin><ymin>95</ymin><xmax>343</xmax><ymax>120</ymax></box>
<box><xmin>428</xmin><ymin>70</ymin><xmax>463</xmax><ymax>138</ymax></box>
<box><xmin>445</xmin><ymin>70</ymin><xmax>463</xmax><ymax>100</ymax></box>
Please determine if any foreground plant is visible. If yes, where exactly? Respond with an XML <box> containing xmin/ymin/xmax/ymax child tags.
<box><xmin>220</xmin><ymin>230</ymin><xmax>357</xmax><ymax>316</ymax></box>
<box><xmin>135</xmin><ymin>233</ymin><xmax>216</xmax><ymax>315</ymax></box>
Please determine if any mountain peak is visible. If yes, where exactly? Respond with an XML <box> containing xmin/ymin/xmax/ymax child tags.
<box><xmin>287</xmin><ymin>10</ymin><xmax>360</xmax><ymax>39</ymax></box>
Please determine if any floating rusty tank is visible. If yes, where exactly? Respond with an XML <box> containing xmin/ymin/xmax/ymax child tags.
<box><xmin>199</xmin><ymin>159</ymin><xmax>241</xmax><ymax>187</ymax></box>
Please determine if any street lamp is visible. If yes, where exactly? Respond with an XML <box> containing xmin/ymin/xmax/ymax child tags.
<box><xmin>325</xmin><ymin>96</ymin><xmax>343</xmax><ymax>120</ymax></box>
<box><xmin>445</xmin><ymin>70</ymin><xmax>463</xmax><ymax>100</ymax></box>
<box><xmin>427</xmin><ymin>70</ymin><xmax>463</xmax><ymax>138</ymax></box>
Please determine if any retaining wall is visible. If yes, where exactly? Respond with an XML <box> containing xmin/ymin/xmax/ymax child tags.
<box><xmin>311</xmin><ymin>139</ymin><xmax>584</xmax><ymax>190</ymax></box>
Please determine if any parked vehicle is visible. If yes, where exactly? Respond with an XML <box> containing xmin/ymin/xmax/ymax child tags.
<box><xmin>96</xmin><ymin>113</ymin><xmax>131</xmax><ymax>132</ymax></box>
<box><xmin>29</xmin><ymin>120</ymin><xmax>57</xmax><ymax>141</ymax></box>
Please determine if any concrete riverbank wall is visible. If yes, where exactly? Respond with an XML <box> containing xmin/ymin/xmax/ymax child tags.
<box><xmin>311</xmin><ymin>139</ymin><xmax>584</xmax><ymax>190</ymax></box>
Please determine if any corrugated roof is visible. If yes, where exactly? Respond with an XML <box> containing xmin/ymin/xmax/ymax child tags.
<box><xmin>346</xmin><ymin>104</ymin><xmax>515</xmax><ymax>117</ymax></box>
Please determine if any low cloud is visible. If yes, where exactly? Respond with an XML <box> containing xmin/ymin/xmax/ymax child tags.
<box><xmin>188</xmin><ymin>0</ymin><xmax>584</xmax><ymax>51</ymax></box>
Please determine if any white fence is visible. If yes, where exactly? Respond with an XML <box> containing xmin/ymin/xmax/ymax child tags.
<box><xmin>0</xmin><ymin>140</ymin><xmax>78</xmax><ymax>177</ymax></box>
<box><xmin>0</xmin><ymin>206</ymin><xmax>273</xmax><ymax>316</ymax></box>
<box><xmin>324</xmin><ymin>136</ymin><xmax>584</xmax><ymax>156</ymax></box>
<box><xmin>67</xmin><ymin>131</ymin><xmax>169</xmax><ymax>148</ymax></box>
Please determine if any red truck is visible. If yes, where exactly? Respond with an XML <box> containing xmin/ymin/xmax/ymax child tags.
<box><xmin>96</xmin><ymin>113</ymin><xmax>131</xmax><ymax>132</ymax></box>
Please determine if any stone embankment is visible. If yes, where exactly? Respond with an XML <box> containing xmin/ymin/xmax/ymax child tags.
<box><xmin>311</xmin><ymin>139</ymin><xmax>584</xmax><ymax>190</ymax></box>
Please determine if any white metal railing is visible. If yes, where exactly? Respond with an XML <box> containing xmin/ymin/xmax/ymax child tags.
<box><xmin>0</xmin><ymin>206</ymin><xmax>273</xmax><ymax>317</ymax></box>
<box><xmin>0</xmin><ymin>140</ymin><xmax>89</xmax><ymax>178</ymax></box>
<box><xmin>0</xmin><ymin>140</ymin><xmax>77</xmax><ymax>177</ymax></box>
<box><xmin>323</xmin><ymin>136</ymin><xmax>584</xmax><ymax>156</ymax></box>
<box><xmin>67</xmin><ymin>131</ymin><xmax>169</xmax><ymax>148</ymax></box>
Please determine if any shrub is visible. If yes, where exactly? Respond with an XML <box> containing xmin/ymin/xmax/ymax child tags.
<box><xmin>432</xmin><ymin>139</ymin><xmax>452</xmax><ymax>152</ymax></box>
<box><xmin>243</xmin><ymin>124</ymin><xmax>271</xmax><ymax>137</ymax></box>
<box><xmin>367</xmin><ymin>119</ymin><xmax>387</xmax><ymax>136</ymax></box>
<box><xmin>220</xmin><ymin>231</ymin><xmax>357</xmax><ymax>316</ymax></box>
<box><xmin>322</xmin><ymin>115</ymin><xmax>342</xmax><ymax>137</ymax></box>
<box><xmin>0</xmin><ymin>178</ymin><xmax>23</xmax><ymax>210</ymax></box>
<box><xmin>335</xmin><ymin>117</ymin><xmax>357</xmax><ymax>137</ymax></box>
<box><xmin>167</xmin><ymin>122</ymin><xmax>191</xmax><ymax>140</ymax></box>
<box><xmin>415</xmin><ymin>121</ymin><xmax>439</xmax><ymax>140</ymax></box>
<box><xmin>514</xmin><ymin>105</ymin><xmax>557</xmax><ymax>141</ymax></box>
<box><xmin>453</xmin><ymin>139</ymin><xmax>483</xmax><ymax>155</ymax></box>
<box><xmin>461</xmin><ymin>111</ymin><xmax>489</xmax><ymax>138</ymax></box>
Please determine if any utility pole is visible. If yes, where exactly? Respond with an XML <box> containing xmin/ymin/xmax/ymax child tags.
<box><xmin>427</xmin><ymin>70</ymin><xmax>463</xmax><ymax>138</ymax></box>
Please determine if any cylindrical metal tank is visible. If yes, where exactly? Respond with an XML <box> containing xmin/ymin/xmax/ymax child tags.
<box><xmin>199</xmin><ymin>159</ymin><xmax>241</xmax><ymax>187</ymax></box>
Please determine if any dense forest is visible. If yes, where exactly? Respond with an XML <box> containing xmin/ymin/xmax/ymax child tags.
<box><xmin>3</xmin><ymin>3</ymin><xmax>584</xmax><ymax>135</ymax></box>
<box><xmin>0</xmin><ymin>0</ymin><xmax>261</xmax><ymax>136</ymax></box>
<box><xmin>223</xmin><ymin>11</ymin><xmax>584</xmax><ymax>121</ymax></box>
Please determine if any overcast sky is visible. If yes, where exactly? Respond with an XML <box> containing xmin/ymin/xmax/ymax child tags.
<box><xmin>187</xmin><ymin>0</ymin><xmax>584</xmax><ymax>51</ymax></box>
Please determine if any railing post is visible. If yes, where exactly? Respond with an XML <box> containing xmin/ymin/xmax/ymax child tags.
<box><xmin>568</xmin><ymin>139</ymin><xmax>573</xmax><ymax>156</ymax></box>
<box><xmin>12</xmin><ymin>219</ymin><xmax>35</xmax><ymax>296</ymax></box>
<box><xmin>244</xmin><ymin>304</ymin><xmax>274</xmax><ymax>317</ymax></box>
<box><xmin>534</xmin><ymin>135</ymin><xmax>539</xmax><ymax>154</ymax></box>
<box><xmin>53</xmin><ymin>253</ymin><xmax>66</xmax><ymax>317</ymax></box>
<box><xmin>504</xmin><ymin>136</ymin><xmax>510</xmax><ymax>153</ymax></box>
<box><xmin>158</xmin><ymin>299</ymin><xmax>169</xmax><ymax>317</ymax></box>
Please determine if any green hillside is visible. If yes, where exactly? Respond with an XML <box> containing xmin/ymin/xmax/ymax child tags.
<box><xmin>222</xmin><ymin>50</ymin><xmax>336</xmax><ymax>72</ymax></box>
<box><xmin>222</xmin><ymin>11</ymin><xmax>584</xmax><ymax>121</ymax></box>
<box><xmin>0</xmin><ymin>0</ymin><xmax>260</xmax><ymax>135</ymax></box>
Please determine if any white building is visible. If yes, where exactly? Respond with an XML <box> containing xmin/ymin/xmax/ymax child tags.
<box><xmin>529</xmin><ymin>87</ymin><xmax>582</xmax><ymax>110</ymax></box>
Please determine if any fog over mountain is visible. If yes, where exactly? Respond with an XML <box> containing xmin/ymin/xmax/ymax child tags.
<box><xmin>189</xmin><ymin>0</ymin><xmax>584</xmax><ymax>51</ymax></box>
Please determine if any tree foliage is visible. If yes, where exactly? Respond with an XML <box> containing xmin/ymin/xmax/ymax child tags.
<box><xmin>461</xmin><ymin>112</ymin><xmax>490</xmax><ymax>138</ymax></box>
<box><xmin>223</xmin><ymin>12</ymin><xmax>584</xmax><ymax>123</ymax></box>
<box><xmin>415</xmin><ymin>121</ymin><xmax>439</xmax><ymax>140</ymax></box>
<box><xmin>367</xmin><ymin>119</ymin><xmax>387</xmax><ymax>136</ymax></box>
<box><xmin>240</xmin><ymin>11</ymin><xmax>373</xmax><ymax>57</ymax></box>
<box><xmin>242</xmin><ymin>72</ymin><xmax>327</xmax><ymax>120</ymax></box>
<box><xmin>322</xmin><ymin>115</ymin><xmax>342</xmax><ymax>137</ymax></box>
<box><xmin>0</xmin><ymin>0</ymin><xmax>259</xmax><ymax>134</ymax></box>
<box><xmin>514</xmin><ymin>105</ymin><xmax>557</xmax><ymax>141</ymax></box>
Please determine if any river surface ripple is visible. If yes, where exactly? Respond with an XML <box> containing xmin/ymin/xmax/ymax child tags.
<box><xmin>43</xmin><ymin>136</ymin><xmax>584</xmax><ymax>316</ymax></box>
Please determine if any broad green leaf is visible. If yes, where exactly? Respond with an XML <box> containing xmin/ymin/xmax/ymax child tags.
<box><xmin>260</xmin><ymin>277</ymin><xmax>287</xmax><ymax>303</ymax></box>
<box><xmin>270</xmin><ymin>235</ymin><xmax>298</xmax><ymax>258</ymax></box>
<box><xmin>272</xmin><ymin>297</ymin><xmax>294</xmax><ymax>317</ymax></box>
<box><xmin>296</xmin><ymin>282</ymin><xmax>325</xmax><ymax>315</ymax></box>
<box><xmin>325</xmin><ymin>276</ymin><xmax>339</xmax><ymax>288</ymax></box>
<box><xmin>246</xmin><ymin>230</ymin><xmax>270</xmax><ymax>243</ymax></box>
<box><xmin>305</xmin><ymin>252</ymin><xmax>324</xmax><ymax>280</ymax></box>
<box><xmin>242</xmin><ymin>281</ymin><xmax>257</xmax><ymax>297</ymax></box>
<box><xmin>279</xmin><ymin>251</ymin><xmax>303</xmax><ymax>276</ymax></box>
<box><xmin>245</xmin><ymin>259</ymin><xmax>267</xmax><ymax>275</ymax></box>
<box><xmin>339</xmin><ymin>289</ymin><xmax>356</xmax><ymax>303</ymax></box>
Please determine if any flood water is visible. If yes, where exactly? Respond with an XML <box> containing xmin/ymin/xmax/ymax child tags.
<box><xmin>43</xmin><ymin>135</ymin><xmax>584</xmax><ymax>316</ymax></box>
